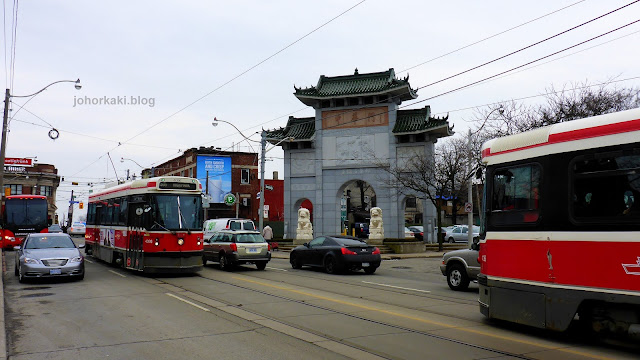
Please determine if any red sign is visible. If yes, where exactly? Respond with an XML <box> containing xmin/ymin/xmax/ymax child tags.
<box><xmin>4</xmin><ymin>158</ymin><xmax>33</xmax><ymax>167</ymax></box>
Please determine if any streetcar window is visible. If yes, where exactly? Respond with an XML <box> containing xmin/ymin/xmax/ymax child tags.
<box><xmin>152</xmin><ymin>195</ymin><xmax>203</xmax><ymax>230</ymax></box>
<box><xmin>113</xmin><ymin>198</ymin><xmax>120</xmax><ymax>225</ymax></box>
<box><xmin>571</xmin><ymin>151</ymin><xmax>640</xmax><ymax>223</ymax></box>
<box><xmin>490</xmin><ymin>164</ymin><xmax>540</xmax><ymax>225</ymax></box>
<box><xmin>119</xmin><ymin>198</ymin><xmax>127</xmax><ymax>226</ymax></box>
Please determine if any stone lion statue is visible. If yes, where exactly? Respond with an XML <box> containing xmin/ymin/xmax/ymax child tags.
<box><xmin>368</xmin><ymin>207</ymin><xmax>384</xmax><ymax>242</ymax></box>
<box><xmin>297</xmin><ymin>208</ymin><xmax>312</xmax><ymax>230</ymax></box>
<box><xmin>296</xmin><ymin>207</ymin><xmax>313</xmax><ymax>242</ymax></box>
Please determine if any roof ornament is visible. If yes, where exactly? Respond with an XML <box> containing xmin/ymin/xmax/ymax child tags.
<box><xmin>354</xmin><ymin>68</ymin><xmax>359</xmax><ymax>75</ymax></box>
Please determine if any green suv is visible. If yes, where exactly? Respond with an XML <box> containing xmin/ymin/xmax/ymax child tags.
<box><xmin>203</xmin><ymin>230</ymin><xmax>271</xmax><ymax>270</ymax></box>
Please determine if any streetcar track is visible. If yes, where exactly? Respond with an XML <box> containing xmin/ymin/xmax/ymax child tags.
<box><xmin>150</xmin><ymin>271</ymin><xmax>535</xmax><ymax>360</ymax></box>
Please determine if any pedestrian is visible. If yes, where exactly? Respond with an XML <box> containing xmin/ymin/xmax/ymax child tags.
<box><xmin>262</xmin><ymin>225</ymin><xmax>277</xmax><ymax>250</ymax></box>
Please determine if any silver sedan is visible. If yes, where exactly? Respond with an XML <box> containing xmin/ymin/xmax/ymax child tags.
<box><xmin>14</xmin><ymin>233</ymin><xmax>85</xmax><ymax>283</ymax></box>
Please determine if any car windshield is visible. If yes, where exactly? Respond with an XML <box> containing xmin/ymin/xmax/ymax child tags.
<box><xmin>25</xmin><ymin>236</ymin><xmax>76</xmax><ymax>249</ymax></box>
<box><xmin>152</xmin><ymin>195</ymin><xmax>203</xmax><ymax>230</ymax></box>
<box><xmin>235</xmin><ymin>233</ymin><xmax>265</xmax><ymax>243</ymax></box>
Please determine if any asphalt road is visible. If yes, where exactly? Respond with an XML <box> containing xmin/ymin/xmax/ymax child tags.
<box><xmin>3</xmin><ymin>241</ymin><xmax>639</xmax><ymax>360</ymax></box>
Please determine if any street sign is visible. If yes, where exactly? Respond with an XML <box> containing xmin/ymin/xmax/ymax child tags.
<box><xmin>465</xmin><ymin>202</ymin><xmax>472</xmax><ymax>213</ymax></box>
<box><xmin>265</xmin><ymin>184</ymin><xmax>274</xmax><ymax>191</ymax></box>
<box><xmin>223</xmin><ymin>193</ymin><xmax>236</xmax><ymax>206</ymax></box>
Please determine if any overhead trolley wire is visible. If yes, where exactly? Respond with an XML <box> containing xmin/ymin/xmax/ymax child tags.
<box><xmin>69</xmin><ymin>0</ymin><xmax>367</xmax><ymax>178</ymax></box>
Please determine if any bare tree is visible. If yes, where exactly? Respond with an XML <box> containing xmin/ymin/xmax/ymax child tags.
<box><xmin>376</xmin><ymin>137</ymin><xmax>468</xmax><ymax>251</ymax></box>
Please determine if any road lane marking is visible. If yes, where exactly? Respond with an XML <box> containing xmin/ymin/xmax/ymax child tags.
<box><xmin>266</xmin><ymin>267</ymin><xmax>288</xmax><ymax>271</ymax></box>
<box><xmin>361</xmin><ymin>281</ymin><xmax>431</xmax><ymax>293</ymax></box>
<box><xmin>108</xmin><ymin>270</ymin><xmax>127</xmax><ymax>278</ymax></box>
<box><xmin>84</xmin><ymin>259</ymin><xmax>93</xmax><ymax>264</ymax></box>
<box><xmin>233</xmin><ymin>276</ymin><xmax>613</xmax><ymax>360</ymax></box>
<box><xmin>166</xmin><ymin>293</ymin><xmax>210</xmax><ymax>312</ymax></box>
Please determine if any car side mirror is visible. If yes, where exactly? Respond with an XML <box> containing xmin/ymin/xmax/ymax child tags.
<box><xmin>78</xmin><ymin>244</ymin><xmax>86</xmax><ymax>249</ymax></box>
<box><xmin>14</xmin><ymin>246</ymin><xmax>20</xmax><ymax>250</ymax></box>
<box><xmin>303</xmin><ymin>242</ymin><xmax>309</xmax><ymax>248</ymax></box>
<box><xmin>471</xmin><ymin>242</ymin><xmax>479</xmax><ymax>251</ymax></box>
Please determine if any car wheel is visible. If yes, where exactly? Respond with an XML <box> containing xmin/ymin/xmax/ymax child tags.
<box><xmin>18</xmin><ymin>265</ymin><xmax>25</xmax><ymax>283</ymax></box>
<box><xmin>448</xmin><ymin>237</ymin><xmax>455</xmax><ymax>243</ymax></box>
<box><xmin>363</xmin><ymin>266</ymin><xmax>377</xmax><ymax>274</ymax></box>
<box><xmin>290</xmin><ymin>254</ymin><xmax>302</xmax><ymax>269</ymax></box>
<box><xmin>446</xmin><ymin>263</ymin><xmax>470</xmax><ymax>291</ymax></box>
<box><xmin>218</xmin><ymin>253</ymin><xmax>229</xmax><ymax>270</ymax></box>
<box><xmin>256</xmin><ymin>261</ymin><xmax>267</xmax><ymax>270</ymax></box>
<box><xmin>324</xmin><ymin>255</ymin><xmax>340</xmax><ymax>274</ymax></box>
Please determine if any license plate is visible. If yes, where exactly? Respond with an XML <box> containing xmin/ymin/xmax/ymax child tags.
<box><xmin>50</xmin><ymin>269</ymin><xmax>62</xmax><ymax>275</ymax></box>
<box><xmin>362</xmin><ymin>262</ymin><xmax>370</xmax><ymax>267</ymax></box>
<box><xmin>247</xmin><ymin>247</ymin><xmax>259</xmax><ymax>253</ymax></box>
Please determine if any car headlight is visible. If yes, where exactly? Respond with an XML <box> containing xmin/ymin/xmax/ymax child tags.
<box><xmin>23</xmin><ymin>257</ymin><xmax>39</xmax><ymax>264</ymax></box>
<box><xmin>69</xmin><ymin>256</ymin><xmax>84</xmax><ymax>263</ymax></box>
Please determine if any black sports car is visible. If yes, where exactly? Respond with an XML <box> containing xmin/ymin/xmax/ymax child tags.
<box><xmin>289</xmin><ymin>235</ymin><xmax>381</xmax><ymax>274</ymax></box>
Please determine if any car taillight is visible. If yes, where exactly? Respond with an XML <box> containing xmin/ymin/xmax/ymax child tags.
<box><xmin>267</xmin><ymin>243</ymin><xmax>271</xmax><ymax>251</ymax></box>
<box><xmin>372</xmin><ymin>247</ymin><xmax>380</xmax><ymax>255</ymax></box>
<box><xmin>341</xmin><ymin>247</ymin><xmax>357</xmax><ymax>255</ymax></box>
<box><xmin>230</xmin><ymin>243</ymin><xmax>237</xmax><ymax>252</ymax></box>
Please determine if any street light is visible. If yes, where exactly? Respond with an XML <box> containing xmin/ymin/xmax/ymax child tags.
<box><xmin>120</xmin><ymin>157</ymin><xmax>144</xmax><ymax>168</ymax></box>
<box><xmin>212</xmin><ymin>118</ymin><xmax>293</xmax><ymax>231</ymax></box>
<box><xmin>1</xmin><ymin>79</ymin><xmax>81</xmax><ymax>199</ymax></box>
<box><xmin>467</xmin><ymin>105</ymin><xmax>504</xmax><ymax>246</ymax></box>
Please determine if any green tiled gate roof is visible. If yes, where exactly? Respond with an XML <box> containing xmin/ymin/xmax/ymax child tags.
<box><xmin>265</xmin><ymin>116</ymin><xmax>315</xmax><ymax>143</ymax></box>
<box><xmin>394</xmin><ymin>106</ymin><xmax>451</xmax><ymax>134</ymax></box>
<box><xmin>294</xmin><ymin>68</ymin><xmax>417</xmax><ymax>104</ymax></box>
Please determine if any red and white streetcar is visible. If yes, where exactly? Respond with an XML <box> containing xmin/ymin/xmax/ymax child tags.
<box><xmin>479</xmin><ymin>108</ymin><xmax>640</xmax><ymax>339</ymax></box>
<box><xmin>86</xmin><ymin>176</ymin><xmax>204</xmax><ymax>273</ymax></box>
<box><xmin>1</xmin><ymin>195</ymin><xmax>49</xmax><ymax>249</ymax></box>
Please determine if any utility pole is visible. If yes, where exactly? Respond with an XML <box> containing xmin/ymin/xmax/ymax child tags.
<box><xmin>68</xmin><ymin>189</ymin><xmax>75</xmax><ymax>228</ymax></box>
<box><xmin>0</xmin><ymin>89</ymin><xmax>11</xmax><ymax>201</ymax></box>
<box><xmin>258</xmin><ymin>130</ymin><xmax>267</xmax><ymax>232</ymax></box>
<box><xmin>467</xmin><ymin>129</ymin><xmax>474</xmax><ymax>247</ymax></box>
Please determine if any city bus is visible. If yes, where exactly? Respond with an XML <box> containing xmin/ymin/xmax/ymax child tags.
<box><xmin>1</xmin><ymin>195</ymin><xmax>49</xmax><ymax>249</ymax></box>
<box><xmin>86</xmin><ymin>176</ymin><xmax>204</xmax><ymax>273</ymax></box>
<box><xmin>478</xmin><ymin>108</ymin><xmax>640</xmax><ymax>339</ymax></box>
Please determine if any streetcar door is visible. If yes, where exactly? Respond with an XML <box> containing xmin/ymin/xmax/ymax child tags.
<box><xmin>127</xmin><ymin>201</ymin><xmax>146</xmax><ymax>271</ymax></box>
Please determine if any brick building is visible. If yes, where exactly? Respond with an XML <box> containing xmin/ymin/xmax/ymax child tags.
<box><xmin>147</xmin><ymin>147</ymin><xmax>260</xmax><ymax>221</ymax></box>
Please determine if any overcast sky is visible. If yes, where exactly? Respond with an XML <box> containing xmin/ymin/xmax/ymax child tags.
<box><xmin>3</xmin><ymin>0</ymin><xmax>639</xmax><ymax>222</ymax></box>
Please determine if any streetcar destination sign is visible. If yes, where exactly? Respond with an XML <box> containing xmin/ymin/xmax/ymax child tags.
<box><xmin>158</xmin><ymin>182</ymin><xmax>197</xmax><ymax>190</ymax></box>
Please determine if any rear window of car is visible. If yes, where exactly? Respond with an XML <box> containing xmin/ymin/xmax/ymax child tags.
<box><xmin>334</xmin><ymin>238</ymin><xmax>366</xmax><ymax>246</ymax></box>
<box><xmin>234</xmin><ymin>233</ymin><xmax>265</xmax><ymax>243</ymax></box>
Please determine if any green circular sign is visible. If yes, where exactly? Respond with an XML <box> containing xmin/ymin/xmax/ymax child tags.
<box><xmin>223</xmin><ymin>193</ymin><xmax>236</xmax><ymax>206</ymax></box>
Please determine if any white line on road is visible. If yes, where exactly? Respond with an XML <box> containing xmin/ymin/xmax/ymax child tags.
<box><xmin>108</xmin><ymin>270</ymin><xmax>127</xmax><ymax>278</ymax></box>
<box><xmin>84</xmin><ymin>259</ymin><xmax>93</xmax><ymax>263</ymax></box>
<box><xmin>362</xmin><ymin>281</ymin><xmax>431</xmax><ymax>293</ymax></box>
<box><xmin>266</xmin><ymin>267</ymin><xmax>288</xmax><ymax>271</ymax></box>
<box><xmin>166</xmin><ymin>293</ymin><xmax>210</xmax><ymax>312</ymax></box>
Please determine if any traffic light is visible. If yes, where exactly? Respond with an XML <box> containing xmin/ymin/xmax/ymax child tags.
<box><xmin>79</xmin><ymin>202</ymin><xmax>84</xmax><ymax>209</ymax></box>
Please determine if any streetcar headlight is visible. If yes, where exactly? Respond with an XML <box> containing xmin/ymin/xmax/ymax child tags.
<box><xmin>197</xmin><ymin>241</ymin><xmax>201</xmax><ymax>246</ymax></box>
<box><xmin>5</xmin><ymin>236</ymin><xmax>15</xmax><ymax>242</ymax></box>
<box><xmin>23</xmin><ymin>257</ymin><xmax>39</xmax><ymax>264</ymax></box>
<box><xmin>154</xmin><ymin>238</ymin><xmax>159</xmax><ymax>246</ymax></box>
<box><xmin>177</xmin><ymin>238</ymin><xmax>185</xmax><ymax>246</ymax></box>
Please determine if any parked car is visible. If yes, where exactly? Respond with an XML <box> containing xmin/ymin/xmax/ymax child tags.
<box><xmin>289</xmin><ymin>235</ymin><xmax>381</xmax><ymax>274</ymax></box>
<box><xmin>14</xmin><ymin>233</ymin><xmax>85</xmax><ymax>283</ymax></box>
<box><xmin>203</xmin><ymin>218</ymin><xmax>255</xmax><ymax>240</ymax></box>
<box><xmin>408</xmin><ymin>226</ymin><xmax>423</xmax><ymax>241</ymax></box>
<box><xmin>404</xmin><ymin>227</ymin><xmax>414</xmax><ymax>239</ymax></box>
<box><xmin>203</xmin><ymin>230</ymin><xmax>270</xmax><ymax>270</ymax></box>
<box><xmin>445</xmin><ymin>225</ymin><xmax>479</xmax><ymax>243</ymax></box>
<box><xmin>67</xmin><ymin>222</ymin><xmax>86</xmax><ymax>236</ymax></box>
<box><xmin>440</xmin><ymin>241</ymin><xmax>480</xmax><ymax>291</ymax></box>
<box><xmin>47</xmin><ymin>224</ymin><xmax>64</xmax><ymax>233</ymax></box>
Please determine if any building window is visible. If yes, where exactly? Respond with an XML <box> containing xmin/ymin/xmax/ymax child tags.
<box><xmin>4</xmin><ymin>184</ymin><xmax>22</xmax><ymax>194</ymax></box>
<box><xmin>39</xmin><ymin>185</ymin><xmax>52</xmax><ymax>196</ymax></box>
<box><xmin>189</xmin><ymin>167</ymin><xmax>193</xmax><ymax>178</ymax></box>
<box><xmin>241</xmin><ymin>169</ymin><xmax>250</xmax><ymax>184</ymax></box>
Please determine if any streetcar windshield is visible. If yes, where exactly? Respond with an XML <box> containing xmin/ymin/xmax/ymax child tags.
<box><xmin>152</xmin><ymin>195</ymin><xmax>203</xmax><ymax>230</ymax></box>
<box><xmin>5</xmin><ymin>198</ymin><xmax>48</xmax><ymax>229</ymax></box>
